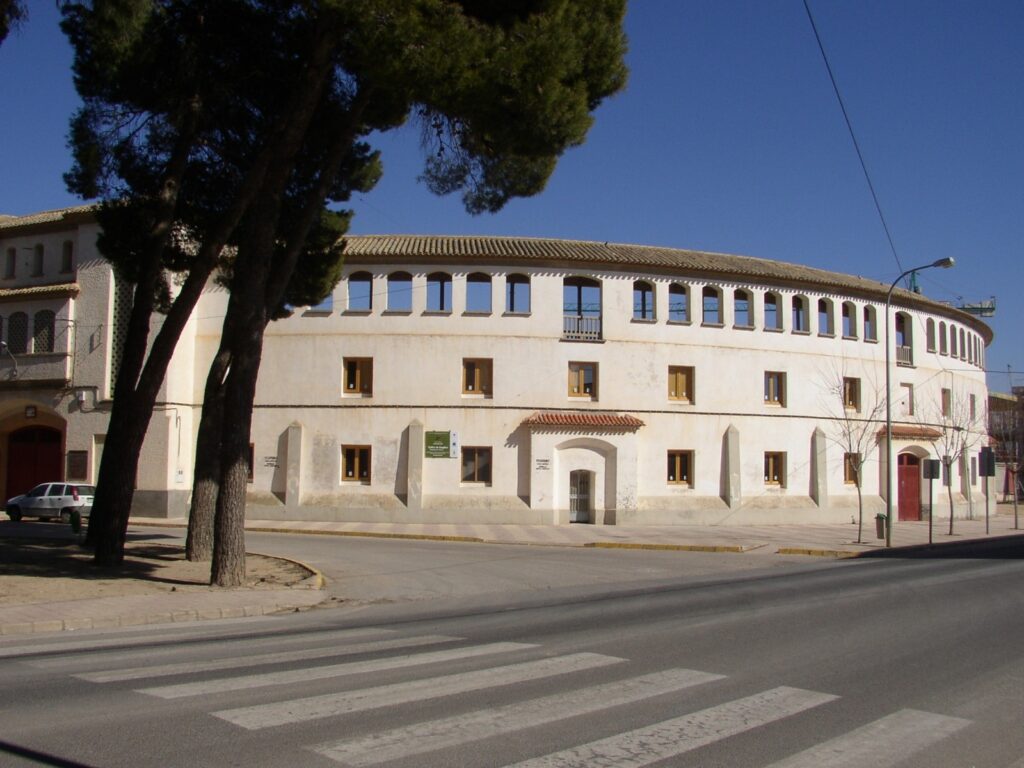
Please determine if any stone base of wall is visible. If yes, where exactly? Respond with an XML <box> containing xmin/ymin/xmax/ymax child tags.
<box><xmin>131</xmin><ymin>489</ymin><xmax>191</xmax><ymax>519</ymax></box>
<box><xmin>127</xmin><ymin>488</ymin><xmax>997</xmax><ymax>526</ymax></box>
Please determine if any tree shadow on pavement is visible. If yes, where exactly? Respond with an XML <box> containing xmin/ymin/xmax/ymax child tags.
<box><xmin>859</xmin><ymin>533</ymin><xmax>1024</xmax><ymax>560</ymax></box>
<box><xmin>0</xmin><ymin>537</ymin><xmax>199</xmax><ymax>585</ymax></box>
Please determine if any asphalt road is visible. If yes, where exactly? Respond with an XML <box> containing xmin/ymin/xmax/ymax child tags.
<box><xmin>1</xmin><ymin>536</ymin><xmax>1023</xmax><ymax>767</ymax></box>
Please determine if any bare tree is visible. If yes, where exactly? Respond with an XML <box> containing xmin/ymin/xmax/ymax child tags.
<box><xmin>819</xmin><ymin>363</ymin><xmax>886</xmax><ymax>543</ymax></box>
<box><xmin>925</xmin><ymin>384</ymin><xmax>985</xmax><ymax>534</ymax></box>
<box><xmin>990</xmin><ymin>392</ymin><xmax>1023</xmax><ymax>504</ymax></box>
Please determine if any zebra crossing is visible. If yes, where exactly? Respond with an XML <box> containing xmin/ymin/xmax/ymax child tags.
<box><xmin>19</xmin><ymin>627</ymin><xmax>985</xmax><ymax>766</ymax></box>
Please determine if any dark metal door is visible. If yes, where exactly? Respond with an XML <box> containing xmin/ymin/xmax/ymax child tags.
<box><xmin>569</xmin><ymin>470</ymin><xmax>591</xmax><ymax>523</ymax></box>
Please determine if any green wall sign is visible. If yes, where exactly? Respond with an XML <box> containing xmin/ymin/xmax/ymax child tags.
<box><xmin>425</xmin><ymin>431</ymin><xmax>451</xmax><ymax>458</ymax></box>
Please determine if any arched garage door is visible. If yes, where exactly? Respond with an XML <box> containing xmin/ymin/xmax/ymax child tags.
<box><xmin>7</xmin><ymin>426</ymin><xmax>62</xmax><ymax>498</ymax></box>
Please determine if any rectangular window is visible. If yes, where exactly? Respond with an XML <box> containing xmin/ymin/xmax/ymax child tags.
<box><xmin>764</xmin><ymin>371</ymin><xmax>786</xmax><ymax>406</ymax></box>
<box><xmin>733</xmin><ymin>290</ymin><xmax>752</xmax><ymax>328</ymax></box>
<box><xmin>61</xmin><ymin>242</ymin><xmax>74</xmax><ymax>273</ymax></box>
<box><xmin>66</xmin><ymin>450</ymin><xmax>88</xmax><ymax>481</ymax></box>
<box><xmin>969</xmin><ymin>394</ymin><xmax>977</xmax><ymax>421</ymax></box>
<box><xmin>506</xmin><ymin>275</ymin><xmax>530</xmax><ymax>314</ymax></box>
<box><xmin>247</xmin><ymin>443</ymin><xmax>254</xmax><ymax>483</ymax></box>
<box><xmin>668</xmin><ymin>365</ymin><xmax>694</xmax><ymax>403</ymax></box>
<box><xmin>842</xmin><ymin>377</ymin><xmax>861</xmax><ymax>411</ymax></box>
<box><xmin>666</xmin><ymin>450</ymin><xmax>693</xmax><ymax>486</ymax></box>
<box><xmin>941</xmin><ymin>388</ymin><xmax>952</xmax><ymax>417</ymax></box>
<box><xmin>31</xmin><ymin>245</ymin><xmax>43</xmax><ymax>276</ymax></box>
<box><xmin>4</xmin><ymin>248</ymin><xmax>14</xmax><ymax>278</ymax></box>
<box><xmin>844</xmin><ymin>452</ymin><xmax>860</xmax><ymax>484</ymax></box>
<box><xmin>764</xmin><ymin>452</ymin><xmax>786</xmax><ymax>487</ymax></box>
<box><xmin>461</xmin><ymin>446</ymin><xmax>492</xmax><ymax>484</ymax></box>
<box><xmin>341</xmin><ymin>445</ymin><xmax>371</xmax><ymax>483</ymax></box>
<box><xmin>343</xmin><ymin>358</ymin><xmax>373</xmax><ymax>395</ymax></box>
<box><xmin>462</xmin><ymin>358</ymin><xmax>493</xmax><ymax>395</ymax></box>
<box><xmin>568</xmin><ymin>362</ymin><xmax>598</xmax><ymax>399</ymax></box>
<box><xmin>900</xmin><ymin>383</ymin><xmax>914</xmax><ymax>416</ymax></box>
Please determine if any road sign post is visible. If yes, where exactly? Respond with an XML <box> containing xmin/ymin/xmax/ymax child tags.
<box><xmin>923</xmin><ymin>459</ymin><xmax>941</xmax><ymax>545</ymax></box>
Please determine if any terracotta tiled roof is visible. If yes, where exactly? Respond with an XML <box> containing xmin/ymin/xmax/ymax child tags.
<box><xmin>0</xmin><ymin>205</ymin><xmax>96</xmax><ymax>232</ymax></box>
<box><xmin>877</xmin><ymin>425</ymin><xmax>943</xmax><ymax>440</ymax></box>
<box><xmin>0</xmin><ymin>283</ymin><xmax>79</xmax><ymax>300</ymax></box>
<box><xmin>344</xmin><ymin>235</ymin><xmax>991</xmax><ymax>341</ymax></box>
<box><xmin>523</xmin><ymin>411</ymin><xmax>645</xmax><ymax>430</ymax></box>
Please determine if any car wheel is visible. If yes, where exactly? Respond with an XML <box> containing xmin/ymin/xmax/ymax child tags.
<box><xmin>7</xmin><ymin>507</ymin><xmax>21</xmax><ymax>522</ymax></box>
<box><xmin>60</xmin><ymin>509</ymin><xmax>72</xmax><ymax>524</ymax></box>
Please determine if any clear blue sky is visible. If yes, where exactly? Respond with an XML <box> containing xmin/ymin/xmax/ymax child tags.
<box><xmin>1</xmin><ymin>1</ymin><xmax>1020</xmax><ymax>392</ymax></box>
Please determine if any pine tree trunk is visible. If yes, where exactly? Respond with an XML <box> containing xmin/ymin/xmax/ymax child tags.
<box><xmin>185</xmin><ymin>347</ymin><xmax>230</xmax><ymax>561</ymax></box>
<box><xmin>210</xmin><ymin>320</ymin><xmax>266</xmax><ymax>587</ymax></box>
<box><xmin>90</xmin><ymin>405</ymin><xmax>148</xmax><ymax>566</ymax></box>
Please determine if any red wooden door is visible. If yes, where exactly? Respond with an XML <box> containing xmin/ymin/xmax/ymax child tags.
<box><xmin>6</xmin><ymin>426</ymin><xmax>62</xmax><ymax>498</ymax></box>
<box><xmin>897</xmin><ymin>453</ymin><xmax>921</xmax><ymax>521</ymax></box>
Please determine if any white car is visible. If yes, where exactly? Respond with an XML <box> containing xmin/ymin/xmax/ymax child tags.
<box><xmin>5</xmin><ymin>483</ymin><xmax>95</xmax><ymax>523</ymax></box>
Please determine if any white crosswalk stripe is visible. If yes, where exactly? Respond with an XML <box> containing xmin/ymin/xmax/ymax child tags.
<box><xmin>76</xmin><ymin>634</ymin><xmax>460</xmax><ymax>682</ymax></box>
<box><xmin>27</xmin><ymin>626</ymin><xmax>396</xmax><ymax>670</ymax></box>
<box><xmin>214</xmin><ymin>652</ymin><xmax>626</xmax><ymax>730</ymax></box>
<box><xmin>139</xmin><ymin>641</ymin><xmax>536</xmax><ymax>699</ymax></box>
<box><xmin>502</xmin><ymin>686</ymin><xmax>839</xmax><ymax>768</ymax></box>
<box><xmin>56</xmin><ymin>634</ymin><xmax>979</xmax><ymax>767</ymax></box>
<box><xmin>763</xmin><ymin>708</ymin><xmax>971</xmax><ymax>767</ymax></box>
<box><xmin>310</xmin><ymin>668</ymin><xmax>724</xmax><ymax>766</ymax></box>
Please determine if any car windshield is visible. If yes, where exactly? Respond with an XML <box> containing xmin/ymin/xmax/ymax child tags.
<box><xmin>25</xmin><ymin>485</ymin><xmax>48</xmax><ymax>497</ymax></box>
<box><xmin>76</xmin><ymin>485</ymin><xmax>96</xmax><ymax>495</ymax></box>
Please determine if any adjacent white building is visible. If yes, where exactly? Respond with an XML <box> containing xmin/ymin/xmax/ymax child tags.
<box><xmin>0</xmin><ymin>207</ymin><xmax>992</xmax><ymax>527</ymax></box>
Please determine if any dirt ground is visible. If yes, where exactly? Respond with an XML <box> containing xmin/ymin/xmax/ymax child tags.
<box><xmin>0</xmin><ymin>534</ymin><xmax>313</xmax><ymax>605</ymax></box>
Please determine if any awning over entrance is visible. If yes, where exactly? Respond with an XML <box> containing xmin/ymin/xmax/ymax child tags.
<box><xmin>877</xmin><ymin>425</ymin><xmax>942</xmax><ymax>440</ymax></box>
<box><xmin>522</xmin><ymin>411</ymin><xmax>644</xmax><ymax>432</ymax></box>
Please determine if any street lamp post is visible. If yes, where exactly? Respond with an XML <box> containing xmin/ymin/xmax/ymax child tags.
<box><xmin>884</xmin><ymin>257</ymin><xmax>955</xmax><ymax>547</ymax></box>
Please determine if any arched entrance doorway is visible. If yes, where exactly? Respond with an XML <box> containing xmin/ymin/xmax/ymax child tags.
<box><xmin>897</xmin><ymin>453</ymin><xmax>922</xmax><ymax>521</ymax></box>
<box><xmin>7</xmin><ymin>426</ymin><xmax>62</xmax><ymax>498</ymax></box>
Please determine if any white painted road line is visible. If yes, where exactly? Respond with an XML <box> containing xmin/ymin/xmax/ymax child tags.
<box><xmin>2</xmin><ymin>616</ymin><xmax>287</xmax><ymax>660</ymax></box>
<box><xmin>214</xmin><ymin>652</ymin><xmax>625</xmax><ymax>730</ymax></box>
<box><xmin>139</xmin><ymin>641</ymin><xmax>535</xmax><ymax>699</ymax></box>
<box><xmin>77</xmin><ymin>634</ymin><xmax>460</xmax><ymax>682</ymax></box>
<box><xmin>764</xmin><ymin>708</ymin><xmax>971</xmax><ymax>767</ymax></box>
<box><xmin>503</xmin><ymin>686</ymin><xmax>839</xmax><ymax>768</ymax></box>
<box><xmin>311</xmin><ymin>668</ymin><xmax>725</xmax><ymax>766</ymax></box>
<box><xmin>26</xmin><ymin>626</ymin><xmax>395</xmax><ymax>669</ymax></box>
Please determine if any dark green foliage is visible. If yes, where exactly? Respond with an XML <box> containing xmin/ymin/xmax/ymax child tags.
<box><xmin>63</xmin><ymin>0</ymin><xmax>628</xmax><ymax>572</ymax></box>
<box><xmin>0</xmin><ymin>0</ymin><xmax>27</xmax><ymax>46</ymax></box>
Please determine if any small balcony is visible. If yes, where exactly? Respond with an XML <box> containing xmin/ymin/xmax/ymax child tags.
<box><xmin>563</xmin><ymin>314</ymin><xmax>602</xmax><ymax>342</ymax></box>
<box><xmin>896</xmin><ymin>345</ymin><xmax>914</xmax><ymax>367</ymax></box>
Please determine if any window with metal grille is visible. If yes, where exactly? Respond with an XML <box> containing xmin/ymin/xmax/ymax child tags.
<box><xmin>33</xmin><ymin>310</ymin><xmax>55</xmax><ymax>353</ymax></box>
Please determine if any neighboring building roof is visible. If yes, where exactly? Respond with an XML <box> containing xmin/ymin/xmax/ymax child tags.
<box><xmin>523</xmin><ymin>411</ymin><xmax>645</xmax><ymax>430</ymax></box>
<box><xmin>0</xmin><ymin>283</ymin><xmax>79</xmax><ymax>302</ymax></box>
<box><xmin>344</xmin><ymin>235</ymin><xmax>992</xmax><ymax>342</ymax></box>
<box><xmin>0</xmin><ymin>205</ymin><xmax>96</xmax><ymax>234</ymax></box>
<box><xmin>878</xmin><ymin>425</ymin><xmax>943</xmax><ymax>441</ymax></box>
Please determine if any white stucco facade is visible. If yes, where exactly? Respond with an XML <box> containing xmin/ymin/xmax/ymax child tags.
<box><xmin>0</xmin><ymin>210</ymin><xmax>993</xmax><ymax>527</ymax></box>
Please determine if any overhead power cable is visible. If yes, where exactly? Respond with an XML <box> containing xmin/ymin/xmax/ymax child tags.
<box><xmin>802</xmin><ymin>0</ymin><xmax>905</xmax><ymax>279</ymax></box>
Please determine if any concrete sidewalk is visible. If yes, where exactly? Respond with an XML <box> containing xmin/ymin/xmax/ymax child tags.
<box><xmin>2</xmin><ymin>507</ymin><xmax>1020</xmax><ymax>637</ymax></box>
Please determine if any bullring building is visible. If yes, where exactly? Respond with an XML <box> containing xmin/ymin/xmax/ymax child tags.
<box><xmin>0</xmin><ymin>207</ymin><xmax>991</xmax><ymax>527</ymax></box>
